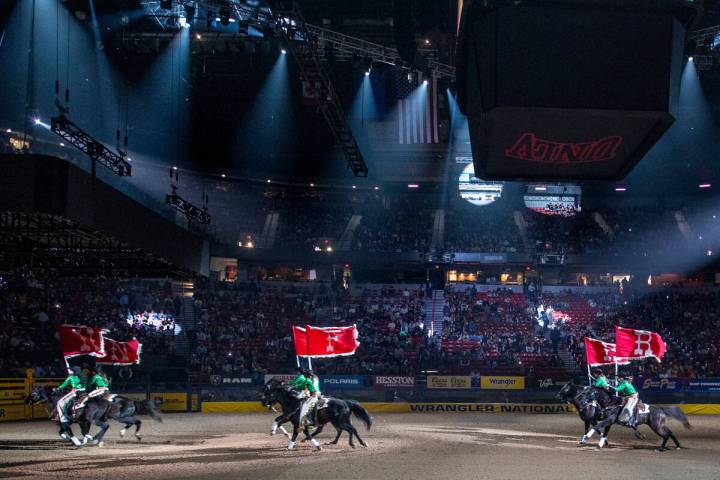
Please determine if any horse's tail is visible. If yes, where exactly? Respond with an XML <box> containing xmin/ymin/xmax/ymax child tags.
<box><xmin>346</xmin><ymin>400</ymin><xmax>372</xmax><ymax>430</ymax></box>
<box><xmin>135</xmin><ymin>399</ymin><xmax>164</xmax><ymax>423</ymax></box>
<box><xmin>659</xmin><ymin>406</ymin><xmax>691</xmax><ymax>429</ymax></box>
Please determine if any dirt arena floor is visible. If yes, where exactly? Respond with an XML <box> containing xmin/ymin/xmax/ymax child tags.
<box><xmin>1</xmin><ymin>412</ymin><xmax>719</xmax><ymax>480</ymax></box>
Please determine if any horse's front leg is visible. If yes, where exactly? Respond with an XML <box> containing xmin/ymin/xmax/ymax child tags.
<box><xmin>271</xmin><ymin>414</ymin><xmax>288</xmax><ymax>436</ymax></box>
<box><xmin>288</xmin><ymin>424</ymin><xmax>300</xmax><ymax>450</ymax></box>
<box><xmin>580</xmin><ymin>419</ymin><xmax>591</xmax><ymax>444</ymax></box>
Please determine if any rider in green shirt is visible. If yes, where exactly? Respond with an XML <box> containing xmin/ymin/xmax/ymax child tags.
<box><xmin>76</xmin><ymin>368</ymin><xmax>111</xmax><ymax>410</ymax></box>
<box><xmin>592</xmin><ymin>369</ymin><xmax>611</xmax><ymax>392</ymax></box>
<box><xmin>55</xmin><ymin>369</ymin><xmax>85</xmax><ymax>423</ymax></box>
<box><xmin>297</xmin><ymin>370</ymin><xmax>319</xmax><ymax>427</ymax></box>
<box><xmin>616</xmin><ymin>375</ymin><xmax>639</xmax><ymax>427</ymax></box>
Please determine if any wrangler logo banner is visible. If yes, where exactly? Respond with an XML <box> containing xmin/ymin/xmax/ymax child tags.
<box><xmin>426</xmin><ymin>376</ymin><xmax>471</xmax><ymax>389</ymax></box>
<box><xmin>480</xmin><ymin>376</ymin><xmax>525</xmax><ymax>390</ymax></box>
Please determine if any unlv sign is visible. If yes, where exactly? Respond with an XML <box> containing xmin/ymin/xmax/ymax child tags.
<box><xmin>505</xmin><ymin>133</ymin><xmax>623</xmax><ymax>164</ymax></box>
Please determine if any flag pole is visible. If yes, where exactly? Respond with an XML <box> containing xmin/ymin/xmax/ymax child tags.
<box><xmin>587</xmin><ymin>364</ymin><xmax>592</xmax><ymax>386</ymax></box>
<box><xmin>308</xmin><ymin>356</ymin><xmax>312</xmax><ymax>372</ymax></box>
<box><xmin>295</xmin><ymin>355</ymin><xmax>300</xmax><ymax>367</ymax></box>
<box><xmin>614</xmin><ymin>360</ymin><xmax>619</xmax><ymax>387</ymax></box>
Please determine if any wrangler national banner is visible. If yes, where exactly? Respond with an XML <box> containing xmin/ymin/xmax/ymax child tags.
<box><xmin>292</xmin><ymin>325</ymin><xmax>360</xmax><ymax>358</ymax></box>
<box><xmin>615</xmin><ymin>327</ymin><xmax>667</xmax><ymax>361</ymax></box>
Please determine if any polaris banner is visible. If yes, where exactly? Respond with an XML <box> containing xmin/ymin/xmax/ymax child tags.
<box><xmin>321</xmin><ymin>376</ymin><xmax>367</xmax><ymax>390</ymax></box>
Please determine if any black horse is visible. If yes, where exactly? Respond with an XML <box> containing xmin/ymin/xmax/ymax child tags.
<box><xmin>557</xmin><ymin>382</ymin><xmax>644</xmax><ymax>446</ymax></box>
<box><xmin>260</xmin><ymin>378</ymin><xmax>372</xmax><ymax>451</ymax></box>
<box><xmin>583</xmin><ymin>397</ymin><xmax>691</xmax><ymax>451</ymax></box>
<box><xmin>26</xmin><ymin>386</ymin><xmax>162</xmax><ymax>447</ymax></box>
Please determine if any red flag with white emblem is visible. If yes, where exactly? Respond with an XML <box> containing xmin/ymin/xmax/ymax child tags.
<box><xmin>615</xmin><ymin>327</ymin><xmax>667</xmax><ymax>361</ymax></box>
<box><xmin>96</xmin><ymin>337</ymin><xmax>142</xmax><ymax>365</ymax></box>
<box><xmin>58</xmin><ymin>325</ymin><xmax>107</xmax><ymax>359</ymax></box>
<box><xmin>293</xmin><ymin>325</ymin><xmax>360</xmax><ymax>358</ymax></box>
<box><xmin>583</xmin><ymin>337</ymin><xmax>629</xmax><ymax>366</ymax></box>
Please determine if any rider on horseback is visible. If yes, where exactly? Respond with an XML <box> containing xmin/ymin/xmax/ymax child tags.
<box><xmin>74</xmin><ymin>367</ymin><xmax>111</xmax><ymax>412</ymax></box>
<box><xmin>297</xmin><ymin>370</ymin><xmax>320</xmax><ymax>427</ymax></box>
<box><xmin>55</xmin><ymin>367</ymin><xmax>86</xmax><ymax>423</ymax></box>
<box><xmin>592</xmin><ymin>368</ymin><xmax>611</xmax><ymax>393</ymax></box>
<box><xmin>616</xmin><ymin>374</ymin><xmax>639</xmax><ymax>427</ymax></box>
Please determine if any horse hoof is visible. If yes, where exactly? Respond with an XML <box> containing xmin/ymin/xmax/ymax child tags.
<box><xmin>97</xmin><ymin>441</ymin><xmax>104</xmax><ymax>448</ymax></box>
<box><xmin>135</xmin><ymin>435</ymin><xmax>142</xmax><ymax>442</ymax></box>
<box><xmin>120</xmin><ymin>429</ymin><xmax>127</xmax><ymax>437</ymax></box>
<box><xmin>314</xmin><ymin>445</ymin><xmax>322</xmax><ymax>452</ymax></box>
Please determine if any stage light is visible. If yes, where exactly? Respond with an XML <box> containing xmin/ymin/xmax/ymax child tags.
<box><xmin>534</xmin><ymin>186</ymin><xmax>547</xmax><ymax>191</ymax></box>
<box><xmin>178</xmin><ymin>16</ymin><xmax>187</xmax><ymax>28</ymax></box>
<box><xmin>708</xmin><ymin>250</ymin><xmax>713</xmax><ymax>256</ymax></box>
<box><xmin>5</xmin><ymin>128</ymin><xmax>10</xmax><ymax>133</ymax></box>
<box><xmin>408</xmin><ymin>184</ymin><xmax>419</xmax><ymax>188</ymax></box>
<box><xmin>238</xmin><ymin>241</ymin><xmax>243</xmax><ymax>247</ymax></box>
<box><xmin>172</xmin><ymin>166</ymin><xmax>178</xmax><ymax>170</ymax></box>
<box><xmin>352</xmin><ymin>185</ymin><xmax>356</xmax><ymax>189</ymax></box>
<box><xmin>221</xmin><ymin>173</ymin><xmax>226</xmax><ymax>178</ymax></box>
<box><xmin>215</xmin><ymin>17</ymin><xmax>221</xmax><ymax>22</ymax></box>
<box><xmin>365</xmin><ymin>71</ymin><xmax>370</xmax><ymax>76</ymax></box>
<box><xmin>615</xmin><ymin>187</ymin><xmax>627</xmax><ymax>192</ymax></box>
<box><xmin>267</xmin><ymin>179</ymin><xmax>271</xmax><ymax>183</ymax></box>
<box><xmin>326</xmin><ymin>246</ymin><xmax>333</xmax><ymax>252</ymax></box>
<box><xmin>59</xmin><ymin>142</ymin><xmax>64</xmax><ymax>147</ymax></box>
<box><xmin>196</xmin><ymin>33</ymin><xmax>201</xmax><ymax>39</ymax></box>
<box><xmin>281</xmin><ymin>49</ymin><xmax>287</xmax><ymax>54</ymax></box>
<box><xmin>699</xmin><ymin>183</ymin><xmax>712</xmax><ymax>189</ymax></box>
<box><xmin>425</xmin><ymin>39</ymin><xmax>430</xmax><ymax>45</ymax></box>
<box><xmin>310</xmin><ymin>183</ymin><xmax>315</xmax><ymax>187</ymax></box>
<box><xmin>374</xmin><ymin>186</ymin><xmax>379</xmax><ymax>190</ymax></box>
<box><xmin>34</xmin><ymin>118</ymin><xmax>41</xmax><ymax>125</ymax></box>
<box><xmin>246</xmin><ymin>241</ymin><xmax>254</xmax><ymax>248</ymax></box>
<box><xmin>689</xmin><ymin>56</ymin><xmax>694</xmax><ymax>61</ymax></box>
<box><xmin>423</xmin><ymin>80</ymin><xmax>428</xmax><ymax>85</ymax></box>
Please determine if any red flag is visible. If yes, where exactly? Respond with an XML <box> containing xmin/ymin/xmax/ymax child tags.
<box><xmin>96</xmin><ymin>338</ymin><xmax>142</xmax><ymax>365</ymax></box>
<box><xmin>292</xmin><ymin>326</ymin><xmax>309</xmax><ymax>356</ymax></box>
<box><xmin>293</xmin><ymin>325</ymin><xmax>360</xmax><ymax>358</ymax></box>
<box><xmin>584</xmin><ymin>337</ymin><xmax>629</xmax><ymax>366</ymax></box>
<box><xmin>58</xmin><ymin>325</ymin><xmax>107</xmax><ymax>359</ymax></box>
<box><xmin>615</xmin><ymin>327</ymin><xmax>667</xmax><ymax>361</ymax></box>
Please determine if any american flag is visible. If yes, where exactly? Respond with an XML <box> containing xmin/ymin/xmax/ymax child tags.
<box><xmin>397</xmin><ymin>72</ymin><xmax>440</xmax><ymax>144</ymax></box>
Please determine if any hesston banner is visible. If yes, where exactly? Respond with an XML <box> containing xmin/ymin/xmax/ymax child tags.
<box><xmin>292</xmin><ymin>325</ymin><xmax>360</xmax><ymax>358</ymax></box>
<box><xmin>615</xmin><ymin>327</ymin><xmax>667</xmax><ymax>361</ymax></box>
<box><xmin>584</xmin><ymin>337</ymin><xmax>630</xmax><ymax>366</ymax></box>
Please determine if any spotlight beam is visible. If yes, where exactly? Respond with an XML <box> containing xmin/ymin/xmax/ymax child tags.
<box><xmin>276</xmin><ymin>4</ymin><xmax>368</xmax><ymax>177</ymax></box>
<box><xmin>50</xmin><ymin>114</ymin><xmax>132</xmax><ymax>177</ymax></box>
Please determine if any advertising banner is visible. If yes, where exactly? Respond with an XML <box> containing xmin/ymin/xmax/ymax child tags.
<box><xmin>374</xmin><ymin>376</ymin><xmax>416</xmax><ymax>388</ymax></box>
<box><xmin>637</xmin><ymin>377</ymin><xmax>686</xmax><ymax>391</ymax></box>
<box><xmin>0</xmin><ymin>404</ymin><xmax>26</xmax><ymax>422</ymax></box>
<box><xmin>210</xmin><ymin>376</ymin><xmax>255</xmax><ymax>386</ymax></box>
<box><xmin>480</xmin><ymin>376</ymin><xmax>525</xmax><ymax>390</ymax></box>
<box><xmin>688</xmin><ymin>378</ymin><xmax>720</xmax><ymax>392</ymax></box>
<box><xmin>264</xmin><ymin>374</ymin><xmax>295</xmax><ymax>384</ymax></box>
<box><xmin>321</xmin><ymin>376</ymin><xmax>366</xmax><ymax>390</ymax></box>
<box><xmin>426</xmin><ymin>376</ymin><xmax>472</xmax><ymax>389</ymax></box>
<box><xmin>150</xmin><ymin>392</ymin><xmax>188</xmax><ymax>412</ymax></box>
